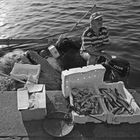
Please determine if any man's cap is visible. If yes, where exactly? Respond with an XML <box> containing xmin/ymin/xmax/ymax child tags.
<box><xmin>90</xmin><ymin>12</ymin><xmax>103</xmax><ymax>21</ymax></box>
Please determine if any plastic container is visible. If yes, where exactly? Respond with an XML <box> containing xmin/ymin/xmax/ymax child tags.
<box><xmin>10</xmin><ymin>63</ymin><xmax>41</xmax><ymax>83</ymax></box>
<box><xmin>61</xmin><ymin>64</ymin><xmax>109</xmax><ymax>123</ymax></box>
<box><xmin>17</xmin><ymin>84</ymin><xmax>47</xmax><ymax>121</ymax></box>
<box><xmin>62</xmin><ymin>65</ymin><xmax>105</xmax><ymax>98</ymax></box>
<box><xmin>48</xmin><ymin>45</ymin><xmax>60</xmax><ymax>58</ymax></box>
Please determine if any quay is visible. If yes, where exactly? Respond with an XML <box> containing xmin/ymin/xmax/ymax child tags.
<box><xmin>0</xmin><ymin>89</ymin><xmax>140</xmax><ymax>140</ymax></box>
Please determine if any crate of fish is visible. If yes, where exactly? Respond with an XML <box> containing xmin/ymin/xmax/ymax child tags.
<box><xmin>69</xmin><ymin>86</ymin><xmax>109</xmax><ymax>124</ymax></box>
<box><xmin>61</xmin><ymin>64</ymin><xmax>109</xmax><ymax>123</ymax></box>
<box><xmin>97</xmin><ymin>82</ymin><xmax>140</xmax><ymax>124</ymax></box>
<box><xmin>62</xmin><ymin>64</ymin><xmax>106</xmax><ymax>98</ymax></box>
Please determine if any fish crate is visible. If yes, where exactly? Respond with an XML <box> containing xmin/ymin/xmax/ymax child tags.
<box><xmin>62</xmin><ymin>65</ymin><xmax>105</xmax><ymax>98</ymax></box>
<box><xmin>69</xmin><ymin>86</ymin><xmax>109</xmax><ymax>123</ymax></box>
<box><xmin>17</xmin><ymin>84</ymin><xmax>47</xmax><ymax>121</ymax></box>
<box><xmin>61</xmin><ymin>64</ymin><xmax>109</xmax><ymax>123</ymax></box>
<box><xmin>97</xmin><ymin>81</ymin><xmax>140</xmax><ymax>124</ymax></box>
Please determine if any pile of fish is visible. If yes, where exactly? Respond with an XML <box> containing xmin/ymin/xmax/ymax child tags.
<box><xmin>71</xmin><ymin>87</ymin><xmax>103</xmax><ymax>115</ymax></box>
<box><xmin>70</xmin><ymin>86</ymin><xmax>135</xmax><ymax>116</ymax></box>
<box><xmin>99</xmin><ymin>88</ymin><xmax>134</xmax><ymax>115</ymax></box>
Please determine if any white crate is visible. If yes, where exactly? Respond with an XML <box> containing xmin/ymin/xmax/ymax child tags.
<box><xmin>17</xmin><ymin>84</ymin><xmax>47</xmax><ymax>121</ymax></box>
<box><xmin>97</xmin><ymin>82</ymin><xmax>140</xmax><ymax>124</ymax></box>
<box><xmin>62</xmin><ymin>65</ymin><xmax>105</xmax><ymax>98</ymax></box>
<box><xmin>10</xmin><ymin>63</ymin><xmax>41</xmax><ymax>83</ymax></box>
<box><xmin>61</xmin><ymin>65</ymin><xmax>110</xmax><ymax>123</ymax></box>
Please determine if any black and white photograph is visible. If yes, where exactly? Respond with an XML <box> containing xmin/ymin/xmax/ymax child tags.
<box><xmin>0</xmin><ymin>0</ymin><xmax>140</xmax><ymax>139</ymax></box>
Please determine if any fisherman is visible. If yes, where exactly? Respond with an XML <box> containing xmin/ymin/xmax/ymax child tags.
<box><xmin>80</xmin><ymin>11</ymin><xmax>112</xmax><ymax>65</ymax></box>
<box><xmin>40</xmin><ymin>35</ymin><xmax>130</xmax><ymax>84</ymax></box>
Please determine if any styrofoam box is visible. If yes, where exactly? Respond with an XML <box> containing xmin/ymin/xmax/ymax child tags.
<box><xmin>10</xmin><ymin>63</ymin><xmax>41</xmax><ymax>83</ymax></box>
<box><xmin>97</xmin><ymin>81</ymin><xmax>140</xmax><ymax>124</ymax></box>
<box><xmin>62</xmin><ymin>64</ymin><xmax>110</xmax><ymax>123</ymax></box>
<box><xmin>62</xmin><ymin>65</ymin><xmax>106</xmax><ymax>98</ymax></box>
<box><xmin>17</xmin><ymin>84</ymin><xmax>47</xmax><ymax>121</ymax></box>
